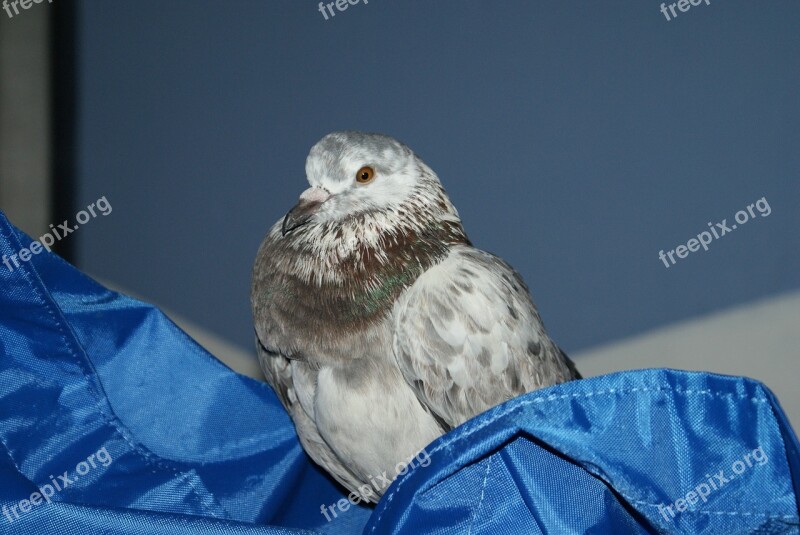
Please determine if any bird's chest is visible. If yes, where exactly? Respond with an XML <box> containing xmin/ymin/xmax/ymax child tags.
<box><xmin>262</xmin><ymin>289</ymin><xmax>385</xmax><ymax>366</ymax></box>
<box><xmin>257</xmin><ymin>265</ymin><xmax>415</xmax><ymax>365</ymax></box>
<box><xmin>313</xmin><ymin>358</ymin><xmax>442</xmax><ymax>484</ymax></box>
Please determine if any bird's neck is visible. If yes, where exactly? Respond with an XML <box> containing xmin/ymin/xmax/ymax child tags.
<box><xmin>257</xmin><ymin>179</ymin><xmax>471</xmax><ymax>330</ymax></box>
<box><xmin>341</xmin><ymin>217</ymin><xmax>469</xmax><ymax>319</ymax></box>
<box><xmin>279</xmin><ymin>212</ymin><xmax>468</xmax><ymax>325</ymax></box>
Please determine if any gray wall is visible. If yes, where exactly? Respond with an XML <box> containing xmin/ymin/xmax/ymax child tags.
<box><xmin>0</xmin><ymin>7</ymin><xmax>50</xmax><ymax>238</ymax></box>
<box><xmin>74</xmin><ymin>0</ymin><xmax>800</xmax><ymax>356</ymax></box>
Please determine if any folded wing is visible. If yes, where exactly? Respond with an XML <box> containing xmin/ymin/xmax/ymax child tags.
<box><xmin>392</xmin><ymin>246</ymin><xmax>579</xmax><ymax>429</ymax></box>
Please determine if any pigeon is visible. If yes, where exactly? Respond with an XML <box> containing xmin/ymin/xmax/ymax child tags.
<box><xmin>251</xmin><ymin>131</ymin><xmax>580</xmax><ymax>502</ymax></box>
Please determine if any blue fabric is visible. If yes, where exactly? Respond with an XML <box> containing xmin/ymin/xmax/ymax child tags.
<box><xmin>0</xmin><ymin>210</ymin><xmax>798</xmax><ymax>535</ymax></box>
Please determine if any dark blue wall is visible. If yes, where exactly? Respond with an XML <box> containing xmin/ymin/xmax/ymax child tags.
<box><xmin>75</xmin><ymin>0</ymin><xmax>800</xmax><ymax>355</ymax></box>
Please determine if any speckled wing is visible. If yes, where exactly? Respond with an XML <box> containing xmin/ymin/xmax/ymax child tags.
<box><xmin>256</xmin><ymin>340</ymin><xmax>374</xmax><ymax>501</ymax></box>
<box><xmin>392</xmin><ymin>246</ymin><xmax>580</xmax><ymax>429</ymax></box>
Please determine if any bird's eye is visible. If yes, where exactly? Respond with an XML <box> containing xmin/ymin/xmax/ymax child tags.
<box><xmin>356</xmin><ymin>166</ymin><xmax>375</xmax><ymax>184</ymax></box>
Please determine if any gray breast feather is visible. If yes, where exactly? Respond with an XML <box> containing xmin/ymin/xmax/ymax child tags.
<box><xmin>392</xmin><ymin>246</ymin><xmax>579</xmax><ymax>429</ymax></box>
<box><xmin>256</xmin><ymin>340</ymin><xmax>374</xmax><ymax>502</ymax></box>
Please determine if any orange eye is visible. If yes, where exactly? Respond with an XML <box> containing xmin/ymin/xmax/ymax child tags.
<box><xmin>356</xmin><ymin>166</ymin><xmax>375</xmax><ymax>184</ymax></box>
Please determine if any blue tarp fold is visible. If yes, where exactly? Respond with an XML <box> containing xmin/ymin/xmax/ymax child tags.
<box><xmin>0</xmin><ymin>211</ymin><xmax>798</xmax><ymax>534</ymax></box>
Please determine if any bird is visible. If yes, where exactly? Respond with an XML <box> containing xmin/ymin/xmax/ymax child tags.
<box><xmin>251</xmin><ymin>131</ymin><xmax>580</xmax><ymax>503</ymax></box>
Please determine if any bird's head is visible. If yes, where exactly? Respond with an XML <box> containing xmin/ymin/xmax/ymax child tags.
<box><xmin>281</xmin><ymin>131</ymin><xmax>462</xmax><ymax>239</ymax></box>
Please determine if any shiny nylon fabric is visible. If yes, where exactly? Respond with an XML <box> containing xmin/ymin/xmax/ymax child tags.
<box><xmin>0</xmin><ymin>211</ymin><xmax>798</xmax><ymax>535</ymax></box>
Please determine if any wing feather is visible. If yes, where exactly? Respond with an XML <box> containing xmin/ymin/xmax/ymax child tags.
<box><xmin>392</xmin><ymin>246</ymin><xmax>579</xmax><ymax>429</ymax></box>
